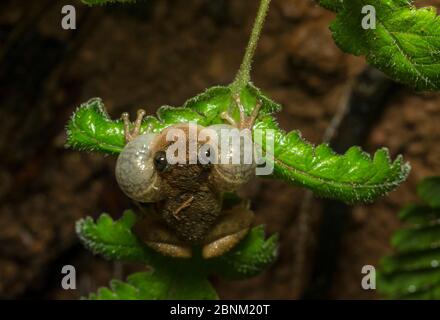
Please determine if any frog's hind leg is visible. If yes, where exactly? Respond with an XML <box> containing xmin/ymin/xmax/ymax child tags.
<box><xmin>202</xmin><ymin>203</ymin><xmax>254</xmax><ymax>259</ymax></box>
<box><xmin>133</xmin><ymin>214</ymin><xmax>192</xmax><ymax>258</ymax></box>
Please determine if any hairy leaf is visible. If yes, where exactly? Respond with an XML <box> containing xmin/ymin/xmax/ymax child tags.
<box><xmin>418</xmin><ymin>177</ymin><xmax>440</xmax><ymax>208</ymax></box>
<box><xmin>317</xmin><ymin>0</ymin><xmax>343</xmax><ymax>12</ymax></box>
<box><xmin>78</xmin><ymin>211</ymin><xmax>278</xmax><ymax>299</ymax></box>
<box><xmin>328</xmin><ymin>0</ymin><xmax>440</xmax><ymax>91</ymax></box>
<box><xmin>399</xmin><ymin>204</ymin><xmax>440</xmax><ymax>225</ymax></box>
<box><xmin>254</xmin><ymin>115</ymin><xmax>409</xmax><ymax>203</ymax></box>
<box><xmin>391</xmin><ymin>224</ymin><xmax>440</xmax><ymax>253</ymax></box>
<box><xmin>88</xmin><ymin>270</ymin><xmax>218</xmax><ymax>300</ymax></box>
<box><xmin>66</xmin><ymin>98</ymin><xmax>126</xmax><ymax>154</ymax></box>
<box><xmin>381</xmin><ymin>249</ymin><xmax>440</xmax><ymax>274</ymax></box>
<box><xmin>378</xmin><ymin>176</ymin><xmax>440</xmax><ymax>299</ymax></box>
<box><xmin>378</xmin><ymin>268</ymin><xmax>440</xmax><ymax>298</ymax></box>
<box><xmin>78</xmin><ymin>211</ymin><xmax>277</xmax><ymax>276</ymax></box>
<box><xmin>76</xmin><ymin>210</ymin><xmax>157</xmax><ymax>263</ymax></box>
<box><xmin>66</xmin><ymin>83</ymin><xmax>409</xmax><ymax>203</ymax></box>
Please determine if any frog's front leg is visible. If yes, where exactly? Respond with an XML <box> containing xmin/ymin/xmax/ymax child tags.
<box><xmin>221</xmin><ymin>94</ymin><xmax>262</xmax><ymax>130</ymax></box>
<box><xmin>201</xmin><ymin>202</ymin><xmax>254</xmax><ymax>259</ymax></box>
<box><xmin>121</xmin><ymin>109</ymin><xmax>146</xmax><ymax>143</ymax></box>
<box><xmin>133</xmin><ymin>213</ymin><xmax>192</xmax><ymax>258</ymax></box>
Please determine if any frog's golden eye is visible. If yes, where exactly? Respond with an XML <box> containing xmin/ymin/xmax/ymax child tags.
<box><xmin>115</xmin><ymin>133</ymin><xmax>164</xmax><ymax>203</ymax></box>
<box><xmin>153</xmin><ymin>150</ymin><xmax>168</xmax><ymax>172</ymax></box>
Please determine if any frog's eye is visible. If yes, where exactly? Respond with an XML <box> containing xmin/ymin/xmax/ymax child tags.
<box><xmin>153</xmin><ymin>151</ymin><xmax>168</xmax><ymax>172</ymax></box>
<box><xmin>115</xmin><ymin>133</ymin><xmax>164</xmax><ymax>203</ymax></box>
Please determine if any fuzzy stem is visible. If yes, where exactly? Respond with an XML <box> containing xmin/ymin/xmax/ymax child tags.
<box><xmin>230</xmin><ymin>0</ymin><xmax>271</xmax><ymax>94</ymax></box>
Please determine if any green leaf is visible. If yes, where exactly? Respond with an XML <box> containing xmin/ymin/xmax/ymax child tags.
<box><xmin>65</xmin><ymin>85</ymin><xmax>279</xmax><ymax>154</ymax></box>
<box><xmin>255</xmin><ymin>115</ymin><xmax>410</xmax><ymax>203</ymax></box>
<box><xmin>88</xmin><ymin>270</ymin><xmax>218</xmax><ymax>300</ymax></box>
<box><xmin>378</xmin><ymin>176</ymin><xmax>440</xmax><ymax>299</ymax></box>
<box><xmin>328</xmin><ymin>0</ymin><xmax>440</xmax><ymax>91</ymax></box>
<box><xmin>391</xmin><ymin>224</ymin><xmax>440</xmax><ymax>253</ymax></box>
<box><xmin>66</xmin><ymin>83</ymin><xmax>409</xmax><ymax>203</ymax></box>
<box><xmin>317</xmin><ymin>0</ymin><xmax>343</xmax><ymax>12</ymax></box>
<box><xmin>65</xmin><ymin>98</ymin><xmax>126</xmax><ymax>154</ymax></box>
<box><xmin>76</xmin><ymin>210</ymin><xmax>157</xmax><ymax>263</ymax></box>
<box><xmin>418</xmin><ymin>177</ymin><xmax>440</xmax><ymax>208</ymax></box>
<box><xmin>402</xmin><ymin>285</ymin><xmax>440</xmax><ymax>299</ymax></box>
<box><xmin>399</xmin><ymin>204</ymin><xmax>440</xmax><ymax>225</ymax></box>
<box><xmin>78</xmin><ymin>211</ymin><xmax>278</xmax><ymax>299</ymax></box>
<box><xmin>378</xmin><ymin>268</ymin><xmax>440</xmax><ymax>298</ymax></box>
<box><xmin>380</xmin><ymin>249</ymin><xmax>440</xmax><ymax>274</ymax></box>
<box><xmin>78</xmin><ymin>211</ymin><xmax>278</xmax><ymax>278</ymax></box>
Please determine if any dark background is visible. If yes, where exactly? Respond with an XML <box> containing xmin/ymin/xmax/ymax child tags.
<box><xmin>0</xmin><ymin>0</ymin><xmax>439</xmax><ymax>299</ymax></box>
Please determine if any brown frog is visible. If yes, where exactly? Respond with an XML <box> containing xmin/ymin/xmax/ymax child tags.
<box><xmin>115</xmin><ymin>95</ymin><xmax>261</xmax><ymax>258</ymax></box>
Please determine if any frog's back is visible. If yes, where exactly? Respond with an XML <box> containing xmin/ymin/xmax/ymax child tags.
<box><xmin>160</xmin><ymin>190</ymin><xmax>222</xmax><ymax>244</ymax></box>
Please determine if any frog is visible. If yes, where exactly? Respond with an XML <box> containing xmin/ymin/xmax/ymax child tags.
<box><xmin>115</xmin><ymin>95</ymin><xmax>262</xmax><ymax>258</ymax></box>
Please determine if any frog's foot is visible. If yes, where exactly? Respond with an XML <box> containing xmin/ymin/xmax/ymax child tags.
<box><xmin>146</xmin><ymin>241</ymin><xmax>192</xmax><ymax>259</ymax></box>
<box><xmin>121</xmin><ymin>109</ymin><xmax>146</xmax><ymax>143</ymax></box>
<box><xmin>220</xmin><ymin>94</ymin><xmax>262</xmax><ymax>130</ymax></box>
<box><xmin>133</xmin><ymin>214</ymin><xmax>192</xmax><ymax>258</ymax></box>
<box><xmin>202</xmin><ymin>203</ymin><xmax>254</xmax><ymax>259</ymax></box>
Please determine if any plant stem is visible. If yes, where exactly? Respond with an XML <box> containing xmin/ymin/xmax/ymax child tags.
<box><xmin>230</xmin><ymin>0</ymin><xmax>271</xmax><ymax>94</ymax></box>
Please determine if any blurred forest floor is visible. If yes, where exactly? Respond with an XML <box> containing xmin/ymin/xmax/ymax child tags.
<box><xmin>0</xmin><ymin>0</ymin><xmax>439</xmax><ymax>299</ymax></box>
